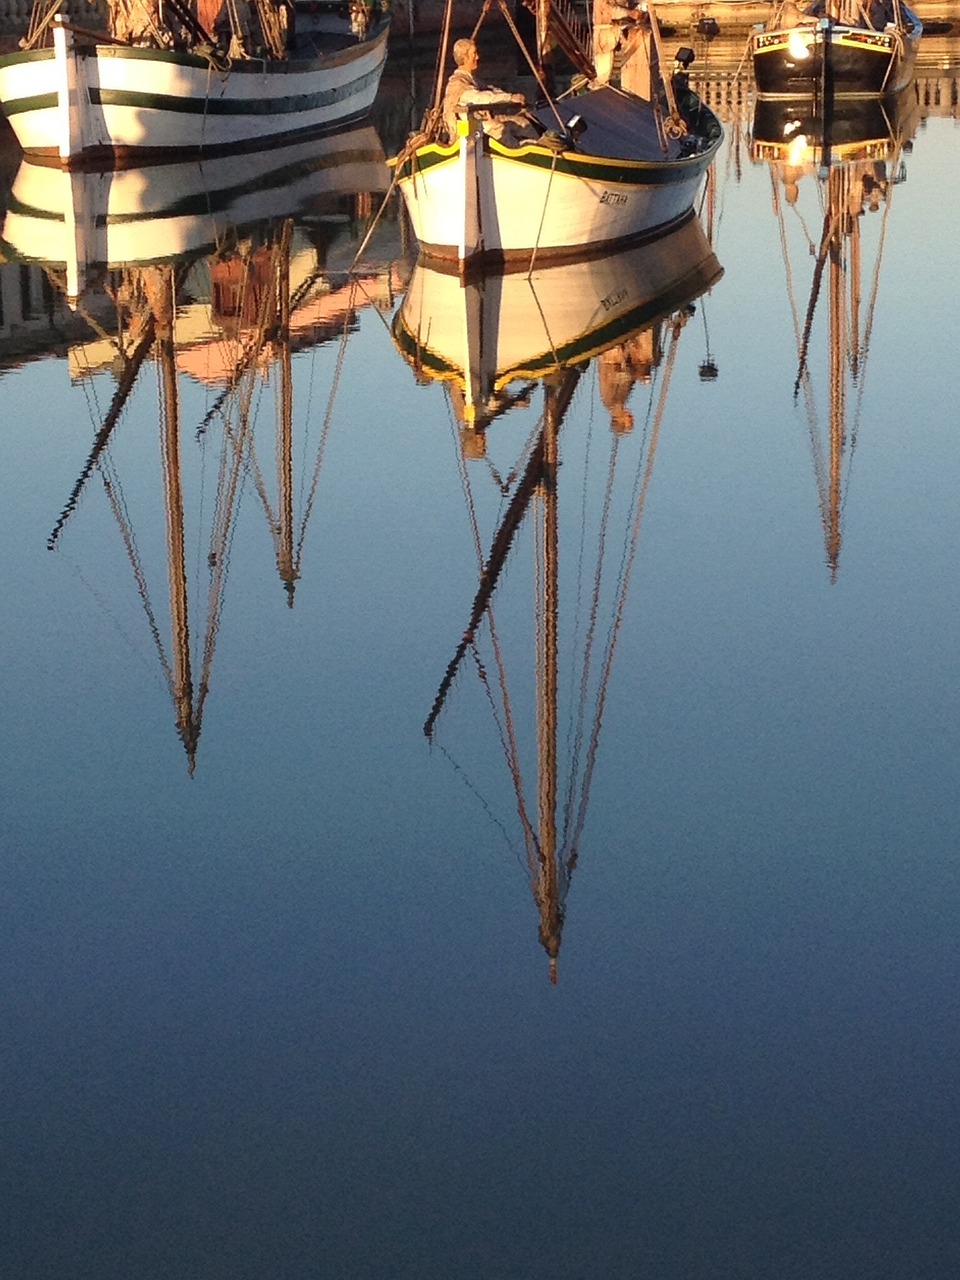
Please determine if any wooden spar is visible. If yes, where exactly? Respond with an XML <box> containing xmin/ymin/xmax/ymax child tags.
<box><xmin>826</xmin><ymin>169</ymin><xmax>846</xmax><ymax>581</ymax></box>
<box><xmin>430</xmin><ymin>0</ymin><xmax>456</xmax><ymax>120</ymax></box>
<box><xmin>827</xmin><ymin>243</ymin><xmax>843</xmax><ymax>580</ymax></box>
<box><xmin>275</xmin><ymin>221</ymin><xmax>297</xmax><ymax>606</ymax></box>
<box><xmin>154</xmin><ymin>0</ymin><xmax>220</xmax><ymax>57</ymax></box>
<box><xmin>56</xmin><ymin>21</ymin><xmax>129</xmax><ymax>45</ymax></box>
<box><xmin>850</xmin><ymin>192</ymin><xmax>862</xmax><ymax>378</ymax></box>
<box><xmin>794</xmin><ymin>204</ymin><xmax>837</xmax><ymax>399</ymax></box>
<box><xmin>495</xmin><ymin>0</ymin><xmax>571</xmax><ymax>134</ymax></box>
<box><xmin>48</xmin><ymin>315</ymin><xmax>157</xmax><ymax>551</ymax></box>
<box><xmin>290</xmin><ymin>282</ymin><xmax>356</xmax><ymax>586</ymax></box>
<box><xmin>785</xmin><ymin>149</ymin><xmax>899</xmax><ymax>581</ymax></box>
<box><xmin>646</xmin><ymin>3</ymin><xmax>681</xmax><ymax>128</ymax></box>
<box><xmin>218</xmin><ymin>224</ymin><xmax>322</xmax><ymax>604</ymax></box>
<box><xmin>509</xmin><ymin>0</ymin><xmax>595</xmax><ymax>81</ymax></box>
<box><xmin>155</xmin><ymin>252</ymin><xmax>246</xmax><ymax>772</ymax></box>
<box><xmin>425</xmin><ymin>431</ymin><xmax>545</xmax><ymax>739</ymax></box>
<box><xmin>536</xmin><ymin>0</ymin><xmax>550</xmax><ymax>63</ymax></box>
<box><xmin>535</xmin><ymin>377</ymin><xmax>561</xmax><ymax>982</ymax></box>
<box><xmin>150</xmin><ymin>267</ymin><xmax>199</xmax><ymax>772</ymax></box>
<box><xmin>424</xmin><ymin>368</ymin><xmax>581</xmax><ymax>740</ymax></box>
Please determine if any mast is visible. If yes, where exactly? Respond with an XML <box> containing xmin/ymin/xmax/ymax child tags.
<box><xmin>826</xmin><ymin>167</ymin><xmax>845</xmax><ymax>581</ymax></box>
<box><xmin>536</xmin><ymin>0</ymin><xmax>550</xmax><ymax>65</ymax></box>
<box><xmin>205</xmin><ymin>220</ymin><xmax>358</xmax><ymax>607</ymax></box>
<box><xmin>415</xmin><ymin>249</ymin><xmax>711</xmax><ymax>979</ymax></box>
<box><xmin>146</xmin><ymin>265</ymin><xmax>200</xmax><ymax>772</ymax></box>
<box><xmin>426</xmin><ymin>367</ymin><xmax>580</xmax><ymax>979</ymax></box>
<box><xmin>536</xmin><ymin>375</ymin><xmax>561</xmax><ymax>982</ymax></box>
<box><xmin>783</xmin><ymin>136</ymin><xmax>899</xmax><ymax>582</ymax></box>
<box><xmin>511</xmin><ymin>0</ymin><xmax>596</xmax><ymax>81</ymax></box>
<box><xmin>275</xmin><ymin>220</ymin><xmax>297</xmax><ymax>605</ymax></box>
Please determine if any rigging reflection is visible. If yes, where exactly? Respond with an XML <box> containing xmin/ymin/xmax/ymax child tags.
<box><xmin>1</xmin><ymin>129</ymin><xmax>400</xmax><ymax>773</ymax></box>
<box><xmin>751</xmin><ymin>91</ymin><xmax>918</xmax><ymax>579</ymax></box>
<box><xmin>394</xmin><ymin>217</ymin><xmax>722</xmax><ymax>979</ymax></box>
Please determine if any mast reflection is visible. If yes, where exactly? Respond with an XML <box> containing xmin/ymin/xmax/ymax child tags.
<box><xmin>394</xmin><ymin>218</ymin><xmax>722</xmax><ymax>979</ymax></box>
<box><xmin>751</xmin><ymin>92</ymin><xmax>918</xmax><ymax>579</ymax></box>
<box><xmin>1</xmin><ymin>129</ymin><xmax>398</xmax><ymax>772</ymax></box>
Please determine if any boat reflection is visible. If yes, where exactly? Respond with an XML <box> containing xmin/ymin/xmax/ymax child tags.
<box><xmin>751</xmin><ymin>90</ymin><xmax>919</xmax><ymax>167</ymax></box>
<box><xmin>751</xmin><ymin>93</ymin><xmax>917</xmax><ymax>578</ymax></box>
<box><xmin>1</xmin><ymin>124</ymin><xmax>390</xmax><ymax>301</ymax></box>
<box><xmin>394</xmin><ymin>218</ymin><xmax>722</xmax><ymax>979</ymax></box>
<box><xmin>1</xmin><ymin>134</ymin><xmax>400</xmax><ymax>773</ymax></box>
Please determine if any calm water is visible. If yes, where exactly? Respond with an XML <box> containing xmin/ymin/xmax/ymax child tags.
<box><xmin>2</xmin><ymin>53</ymin><xmax>960</xmax><ymax>1280</ymax></box>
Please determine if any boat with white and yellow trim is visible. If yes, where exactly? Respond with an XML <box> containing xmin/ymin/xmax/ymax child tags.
<box><xmin>390</xmin><ymin>0</ymin><xmax>722</xmax><ymax>269</ymax></box>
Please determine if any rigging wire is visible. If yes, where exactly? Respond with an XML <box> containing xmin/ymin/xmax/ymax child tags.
<box><xmin>837</xmin><ymin>147</ymin><xmax>899</xmax><ymax>529</ymax></box>
<box><xmin>563</xmin><ymin>393</ymin><xmax>598</xmax><ymax>801</ymax></box>
<box><xmin>561</xmin><ymin>428</ymin><xmax>620</xmax><ymax>853</ymax></box>
<box><xmin>433</xmin><ymin>734</ymin><xmax>524</xmax><ymax>867</ymax></box>
<box><xmin>292</xmin><ymin>280</ymin><xmax>356</xmax><ymax>576</ymax></box>
<box><xmin>564</xmin><ymin>316</ymin><xmax>682</xmax><ymax>866</ymax></box>
<box><xmin>431</xmin><ymin>390</ymin><xmax>538</xmax><ymax>862</ymax></box>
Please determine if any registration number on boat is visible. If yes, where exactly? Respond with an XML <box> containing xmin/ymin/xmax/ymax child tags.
<box><xmin>601</xmin><ymin>287</ymin><xmax>628</xmax><ymax>312</ymax></box>
<box><xmin>600</xmin><ymin>191</ymin><xmax>627</xmax><ymax>206</ymax></box>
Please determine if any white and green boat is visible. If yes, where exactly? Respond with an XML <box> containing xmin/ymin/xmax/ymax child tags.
<box><xmin>0</xmin><ymin>0</ymin><xmax>389</xmax><ymax>166</ymax></box>
<box><xmin>390</xmin><ymin>0</ymin><xmax>722</xmax><ymax>269</ymax></box>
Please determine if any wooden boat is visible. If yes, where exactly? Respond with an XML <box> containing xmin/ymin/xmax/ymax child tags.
<box><xmin>394</xmin><ymin>214</ymin><xmax>721</xmax><ymax>976</ymax></box>
<box><xmin>0</xmin><ymin>125</ymin><xmax>389</xmax><ymax>298</ymax></box>
<box><xmin>0</xmin><ymin>0</ymin><xmax>389</xmax><ymax>166</ymax></box>
<box><xmin>752</xmin><ymin>0</ymin><xmax>921</xmax><ymax>98</ymax></box>
<box><xmin>750</xmin><ymin>93</ymin><xmax>915</xmax><ymax>577</ymax></box>
<box><xmin>389</xmin><ymin>0</ymin><xmax>722</xmax><ymax>269</ymax></box>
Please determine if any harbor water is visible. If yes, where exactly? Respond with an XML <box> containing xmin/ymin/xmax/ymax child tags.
<box><xmin>2</xmin><ymin>38</ymin><xmax>960</xmax><ymax>1280</ymax></box>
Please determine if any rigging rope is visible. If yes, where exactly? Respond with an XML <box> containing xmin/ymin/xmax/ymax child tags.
<box><xmin>48</xmin><ymin>316</ymin><xmax>157</xmax><ymax>550</ymax></box>
<box><xmin>293</xmin><ymin>280</ymin><xmax>357</xmax><ymax>575</ymax></box>
<box><xmin>561</xmin><ymin>433</ymin><xmax>619</xmax><ymax>852</ymax></box>
<box><xmin>564</xmin><ymin>316</ymin><xmax>683</xmax><ymax>865</ymax></box>
<box><xmin>102</xmin><ymin>466</ymin><xmax>175</xmax><ymax>692</ymax></box>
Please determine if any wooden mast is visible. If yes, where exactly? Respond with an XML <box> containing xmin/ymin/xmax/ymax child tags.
<box><xmin>421</xmin><ymin>258</ymin><xmax>702</xmax><ymax>979</ymax></box>
<box><xmin>826</xmin><ymin>166</ymin><xmax>845</xmax><ymax>582</ymax></box>
<box><xmin>784</xmin><ymin>131</ymin><xmax>900</xmax><ymax>582</ymax></box>
<box><xmin>425</xmin><ymin>370</ymin><xmax>581</xmax><ymax>739</ymax></box>
<box><xmin>275</xmin><ymin>220</ymin><xmax>297</xmax><ymax>606</ymax></box>
<box><xmin>146</xmin><ymin>266</ymin><xmax>200</xmax><ymax>773</ymax></box>
<box><xmin>536</xmin><ymin>375</ymin><xmax>561</xmax><ymax>983</ymax></box>
<box><xmin>426</xmin><ymin>366</ymin><xmax>583</xmax><ymax>980</ymax></box>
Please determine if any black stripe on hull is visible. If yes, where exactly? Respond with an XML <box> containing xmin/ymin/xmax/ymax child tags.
<box><xmin>414</xmin><ymin>208</ymin><xmax>700</xmax><ymax>276</ymax></box>
<box><xmin>14</xmin><ymin>106</ymin><xmax>377</xmax><ymax>171</ymax></box>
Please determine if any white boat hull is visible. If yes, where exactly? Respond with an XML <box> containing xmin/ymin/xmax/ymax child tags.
<box><xmin>392</xmin><ymin>88</ymin><xmax>722</xmax><ymax>268</ymax></box>
<box><xmin>0</xmin><ymin>18</ymin><xmax>389</xmax><ymax>164</ymax></box>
